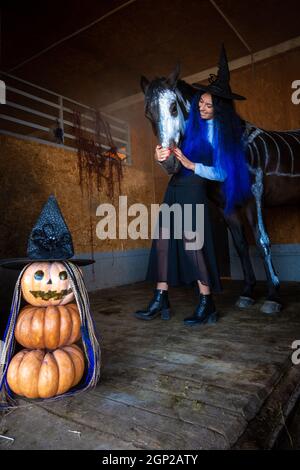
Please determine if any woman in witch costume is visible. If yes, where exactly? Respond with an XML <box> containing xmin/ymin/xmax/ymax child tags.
<box><xmin>135</xmin><ymin>45</ymin><xmax>252</xmax><ymax>325</ymax></box>
<box><xmin>0</xmin><ymin>195</ymin><xmax>101</xmax><ymax>406</ymax></box>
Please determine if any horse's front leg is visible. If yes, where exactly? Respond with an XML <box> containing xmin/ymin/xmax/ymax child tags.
<box><xmin>219</xmin><ymin>207</ymin><xmax>257</xmax><ymax>308</ymax></box>
<box><xmin>247</xmin><ymin>168</ymin><xmax>281</xmax><ymax>314</ymax></box>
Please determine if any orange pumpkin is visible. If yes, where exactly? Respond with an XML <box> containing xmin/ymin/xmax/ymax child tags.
<box><xmin>15</xmin><ymin>303</ymin><xmax>81</xmax><ymax>349</ymax></box>
<box><xmin>21</xmin><ymin>262</ymin><xmax>75</xmax><ymax>306</ymax></box>
<box><xmin>7</xmin><ymin>344</ymin><xmax>85</xmax><ymax>399</ymax></box>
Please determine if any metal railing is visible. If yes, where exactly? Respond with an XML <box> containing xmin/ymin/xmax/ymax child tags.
<box><xmin>0</xmin><ymin>72</ymin><xmax>131</xmax><ymax>162</ymax></box>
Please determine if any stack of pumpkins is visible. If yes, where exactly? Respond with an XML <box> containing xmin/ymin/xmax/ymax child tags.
<box><xmin>7</xmin><ymin>262</ymin><xmax>85</xmax><ymax>399</ymax></box>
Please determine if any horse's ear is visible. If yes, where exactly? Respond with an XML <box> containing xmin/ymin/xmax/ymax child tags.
<box><xmin>166</xmin><ymin>62</ymin><xmax>181</xmax><ymax>89</ymax></box>
<box><xmin>140</xmin><ymin>75</ymin><xmax>150</xmax><ymax>94</ymax></box>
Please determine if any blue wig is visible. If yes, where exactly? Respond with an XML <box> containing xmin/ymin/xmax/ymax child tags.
<box><xmin>181</xmin><ymin>91</ymin><xmax>252</xmax><ymax>214</ymax></box>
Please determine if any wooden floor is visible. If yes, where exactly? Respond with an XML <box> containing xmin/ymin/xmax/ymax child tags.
<box><xmin>1</xmin><ymin>280</ymin><xmax>300</xmax><ymax>450</ymax></box>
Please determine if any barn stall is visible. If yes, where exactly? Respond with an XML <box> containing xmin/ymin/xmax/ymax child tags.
<box><xmin>0</xmin><ymin>0</ymin><xmax>300</xmax><ymax>450</ymax></box>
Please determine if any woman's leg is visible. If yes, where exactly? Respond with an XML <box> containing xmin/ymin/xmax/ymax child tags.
<box><xmin>157</xmin><ymin>282</ymin><xmax>168</xmax><ymax>290</ymax></box>
<box><xmin>155</xmin><ymin>226</ymin><xmax>170</xmax><ymax>291</ymax></box>
<box><xmin>135</xmin><ymin>227</ymin><xmax>171</xmax><ymax>320</ymax></box>
<box><xmin>184</xmin><ymin>276</ymin><xmax>217</xmax><ymax>325</ymax></box>
<box><xmin>182</xmin><ymin>232</ymin><xmax>217</xmax><ymax>325</ymax></box>
<box><xmin>135</xmin><ymin>283</ymin><xmax>171</xmax><ymax>320</ymax></box>
<box><xmin>183</xmin><ymin>231</ymin><xmax>212</xmax><ymax>290</ymax></box>
<box><xmin>197</xmin><ymin>280</ymin><xmax>210</xmax><ymax>295</ymax></box>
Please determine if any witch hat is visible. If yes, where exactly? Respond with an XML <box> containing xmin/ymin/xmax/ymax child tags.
<box><xmin>192</xmin><ymin>44</ymin><xmax>246</xmax><ymax>100</ymax></box>
<box><xmin>0</xmin><ymin>195</ymin><xmax>94</xmax><ymax>269</ymax></box>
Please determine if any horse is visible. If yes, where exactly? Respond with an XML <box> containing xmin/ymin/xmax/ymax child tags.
<box><xmin>140</xmin><ymin>64</ymin><xmax>300</xmax><ymax>314</ymax></box>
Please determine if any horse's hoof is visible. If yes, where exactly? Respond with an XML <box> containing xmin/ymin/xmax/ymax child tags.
<box><xmin>260</xmin><ymin>300</ymin><xmax>282</xmax><ymax>315</ymax></box>
<box><xmin>236</xmin><ymin>296</ymin><xmax>255</xmax><ymax>308</ymax></box>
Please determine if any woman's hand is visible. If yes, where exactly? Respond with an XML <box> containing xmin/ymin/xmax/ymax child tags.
<box><xmin>155</xmin><ymin>145</ymin><xmax>171</xmax><ymax>162</ymax></box>
<box><xmin>173</xmin><ymin>147</ymin><xmax>195</xmax><ymax>171</ymax></box>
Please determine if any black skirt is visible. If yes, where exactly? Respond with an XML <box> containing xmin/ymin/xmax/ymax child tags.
<box><xmin>146</xmin><ymin>172</ymin><xmax>222</xmax><ymax>293</ymax></box>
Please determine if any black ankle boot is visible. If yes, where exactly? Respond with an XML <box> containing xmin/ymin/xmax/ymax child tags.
<box><xmin>135</xmin><ymin>289</ymin><xmax>171</xmax><ymax>321</ymax></box>
<box><xmin>183</xmin><ymin>294</ymin><xmax>217</xmax><ymax>326</ymax></box>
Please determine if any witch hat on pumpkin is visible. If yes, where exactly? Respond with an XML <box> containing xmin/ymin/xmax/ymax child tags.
<box><xmin>192</xmin><ymin>44</ymin><xmax>246</xmax><ymax>101</ymax></box>
<box><xmin>0</xmin><ymin>195</ymin><xmax>94</xmax><ymax>269</ymax></box>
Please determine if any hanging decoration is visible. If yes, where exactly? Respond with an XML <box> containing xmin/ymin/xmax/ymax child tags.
<box><xmin>72</xmin><ymin>109</ymin><xmax>126</xmax><ymax>262</ymax></box>
<box><xmin>72</xmin><ymin>110</ymin><xmax>125</xmax><ymax>200</ymax></box>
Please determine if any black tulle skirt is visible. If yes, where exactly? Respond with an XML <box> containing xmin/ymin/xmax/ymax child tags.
<box><xmin>146</xmin><ymin>172</ymin><xmax>222</xmax><ymax>293</ymax></box>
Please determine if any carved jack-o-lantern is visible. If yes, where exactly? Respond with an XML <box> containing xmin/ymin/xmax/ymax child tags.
<box><xmin>21</xmin><ymin>262</ymin><xmax>75</xmax><ymax>307</ymax></box>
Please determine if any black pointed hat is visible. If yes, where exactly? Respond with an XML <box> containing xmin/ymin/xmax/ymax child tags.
<box><xmin>0</xmin><ymin>195</ymin><xmax>94</xmax><ymax>269</ymax></box>
<box><xmin>192</xmin><ymin>44</ymin><xmax>246</xmax><ymax>100</ymax></box>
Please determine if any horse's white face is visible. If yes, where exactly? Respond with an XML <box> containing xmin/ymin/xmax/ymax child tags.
<box><xmin>152</xmin><ymin>89</ymin><xmax>188</xmax><ymax>149</ymax></box>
